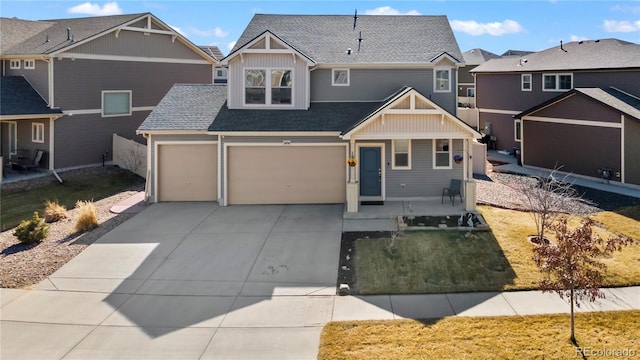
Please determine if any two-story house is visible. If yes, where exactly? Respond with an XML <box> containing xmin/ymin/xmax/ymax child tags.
<box><xmin>1</xmin><ymin>13</ymin><xmax>216</xmax><ymax>171</ymax></box>
<box><xmin>472</xmin><ymin>39</ymin><xmax>640</xmax><ymax>186</ymax></box>
<box><xmin>138</xmin><ymin>14</ymin><xmax>481</xmax><ymax>212</ymax></box>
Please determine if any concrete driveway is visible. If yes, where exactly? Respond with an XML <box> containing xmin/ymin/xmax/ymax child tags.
<box><xmin>1</xmin><ymin>203</ymin><xmax>343</xmax><ymax>360</ymax></box>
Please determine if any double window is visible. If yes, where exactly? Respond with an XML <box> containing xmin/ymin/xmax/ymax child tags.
<box><xmin>433</xmin><ymin>139</ymin><xmax>451</xmax><ymax>169</ymax></box>
<box><xmin>434</xmin><ymin>67</ymin><xmax>451</xmax><ymax>92</ymax></box>
<box><xmin>244</xmin><ymin>68</ymin><xmax>292</xmax><ymax>105</ymax></box>
<box><xmin>392</xmin><ymin>139</ymin><xmax>411</xmax><ymax>169</ymax></box>
<box><xmin>9</xmin><ymin>60</ymin><xmax>20</xmax><ymax>69</ymax></box>
<box><xmin>102</xmin><ymin>90</ymin><xmax>132</xmax><ymax>117</ymax></box>
<box><xmin>32</xmin><ymin>123</ymin><xmax>44</xmax><ymax>143</ymax></box>
<box><xmin>543</xmin><ymin>73</ymin><xmax>572</xmax><ymax>91</ymax></box>
<box><xmin>24</xmin><ymin>60</ymin><xmax>35</xmax><ymax>69</ymax></box>
<box><xmin>332</xmin><ymin>69</ymin><xmax>349</xmax><ymax>86</ymax></box>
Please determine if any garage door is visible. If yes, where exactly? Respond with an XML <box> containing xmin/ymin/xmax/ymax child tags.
<box><xmin>227</xmin><ymin>146</ymin><xmax>346</xmax><ymax>204</ymax></box>
<box><xmin>157</xmin><ymin>143</ymin><xmax>217</xmax><ymax>201</ymax></box>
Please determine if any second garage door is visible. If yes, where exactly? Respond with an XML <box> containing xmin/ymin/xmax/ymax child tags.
<box><xmin>157</xmin><ymin>143</ymin><xmax>217</xmax><ymax>201</ymax></box>
<box><xmin>227</xmin><ymin>145</ymin><xmax>346</xmax><ymax>205</ymax></box>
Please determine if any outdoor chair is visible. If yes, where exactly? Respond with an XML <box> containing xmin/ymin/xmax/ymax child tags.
<box><xmin>442</xmin><ymin>179</ymin><xmax>462</xmax><ymax>206</ymax></box>
<box><xmin>12</xmin><ymin>149</ymin><xmax>44</xmax><ymax>173</ymax></box>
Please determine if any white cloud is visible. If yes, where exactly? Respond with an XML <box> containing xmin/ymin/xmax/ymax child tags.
<box><xmin>611</xmin><ymin>5</ymin><xmax>640</xmax><ymax>14</ymax></box>
<box><xmin>364</xmin><ymin>6</ymin><xmax>421</xmax><ymax>15</ymax></box>
<box><xmin>603</xmin><ymin>19</ymin><xmax>640</xmax><ymax>32</ymax></box>
<box><xmin>450</xmin><ymin>19</ymin><xmax>524</xmax><ymax>36</ymax></box>
<box><xmin>68</xmin><ymin>2</ymin><xmax>123</xmax><ymax>16</ymax></box>
<box><xmin>187</xmin><ymin>27</ymin><xmax>229</xmax><ymax>38</ymax></box>
<box><xmin>570</xmin><ymin>35</ymin><xmax>589</xmax><ymax>42</ymax></box>
<box><xmin>227</xmin><ymin>41</ymin><xmax>237</xmax><ymax>51</ymax></box>
<box><xmin>168</xmin><ymin>24</ymin><xmax>184</xmax><ymax>36</ymax></box>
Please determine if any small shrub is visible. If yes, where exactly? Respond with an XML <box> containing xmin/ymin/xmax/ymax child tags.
<box><xmin>74</xmin><ymin>200</ymin><xmax>98</xmax><ymax>233</ymax></box>
<box><xmin>13</xmin><ymin>211</ymin><xmax>49</xmax><ymax>243</ymax></box>
<box><xmin>44</xmin><ymin>199</ymin><xmax>68</xmax><ymax>223</ymax></box>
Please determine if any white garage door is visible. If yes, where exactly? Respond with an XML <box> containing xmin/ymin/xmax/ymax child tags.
<box><xmin>157</xmin><ymin>143</ymin><xmax>217</xmax><ymax>201</ymax></box>
<box><xmin>227</xmin><ymin>146</ymin><xmax>346</xmax><ymax>204</ymax></box>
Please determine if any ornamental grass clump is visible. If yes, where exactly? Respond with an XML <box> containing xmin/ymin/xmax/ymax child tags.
<box><xmin>13</xmin><ymin>211</ymin><xmax>49</xmax><ymax>243</ymax></box>
<box><xmin>74</xmin><ymin>200</ymin><xmax>98</xmax><ymax>233</ymax></box>
<box><xmin>44</xmin><ymin>199</ymin><xmax>68</xmax><ymax>223</ymax></box>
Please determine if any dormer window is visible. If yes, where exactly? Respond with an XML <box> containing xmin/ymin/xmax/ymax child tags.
<box><xmin>244</xmin><ymin>68</ymin><xmax>292</xmax><ymax>106</ymax></box>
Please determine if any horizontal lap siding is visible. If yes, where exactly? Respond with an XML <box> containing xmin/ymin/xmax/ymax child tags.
<box><xmin>624</xmin><ymin>116</ymin><xmax>640</xmax><ymax>185</ymax></box>
<box><xmin>15</xmin><ymin>119</ymin><xmax>51</xmax><ymax>169</ymax></box>
<box><xmin>479</xmin><ymin>112</ymin><xmax>518</xmax><ymax>151</ymax></box>
<box><xmin>533</xmin><ymin>94</ymin><xmax>623</xmax><ymax>123</ymax></box>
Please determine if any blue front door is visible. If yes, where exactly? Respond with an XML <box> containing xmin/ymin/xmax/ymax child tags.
<box><xmin>360</xmin><ymin>147</ymin><xmax>381</xmax><ymax>197</ymax></box>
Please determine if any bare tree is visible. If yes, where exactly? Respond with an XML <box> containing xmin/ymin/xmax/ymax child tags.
<box><xmin>533</xmin><ymin>216</ymin><xmax>633</xmax><ymax>343</ymax></box>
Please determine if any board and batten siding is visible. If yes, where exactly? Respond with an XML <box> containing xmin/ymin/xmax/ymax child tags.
<box><xmin>310</xmin><ymin>68</ymin><xmax>458</xmax><ymax>115</ymax></box>
<box><xmin>4</xmin><ymin>59</ymin><xmax>50</xmax><ymax>104</ymax></box>
<box><xmin>227</xmin><ymin>53</ymin><xmax>309</xmax><ymax>109</ymax></box>
<box><xmin>68</xmin><ymin>30</ymin><xmax>205</xmax><ymax>60</ymax></box>
<box><xmin>355</xmin><ymin>113</ymin><xmax>472</xmax><ymax>138</ymax></box>
<box><xmin>53</xmin><ymin>59</ymin><xmax>212</xmax><ymax>110</ymax></box>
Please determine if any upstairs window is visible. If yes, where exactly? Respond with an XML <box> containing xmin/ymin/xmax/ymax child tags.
<box><xmin>215</xmin><ymin>68</ymin><xmax>227</xmax><ymax>79</ymax></box>
<box><xmin>467</xmin><ymin>88</ymin><xmax>475</xmax><ymax>97</ymax></box>
<box><xmin>332</xmin><ymin>69</ymin><xmax>350</xmax><ymax>86</ymax></box>
<box><xmin>102</xmin><ymin>90</ymin><xmax>132</xmax><ymax>117</ymax></box>
<box><xmin>433</xmin><ymin>139</ymin><xmax>452</xmax><ymax>169</ymax></box>
<box><xmin>521</xmin><ymin>74</ymin><xmax>532</xmax><ymax>91</ymax></box>
<box><xmin>543</xmin><ymin>73</ymin><xmax>572</xmax><ymax>91</ymax></box>
<box><xmin>434</xmin><ymin>67</ymin><xmax>451</xmax><ymax>92</ymax></box>
<box><xmin>392</xmin><ymin>139</ymin><xmax>411</xmax><ymax>169</ymax></box>
<box><xmin>9</xmin><ymin>60</ymin><xmax>20</xmax><ymax>69</ymax></box>
<box><xmin>244</xmin><ymin>68</ymin><xmax>292</xmax><ymax>106</ymax></box>
<box><xmin>24</xmin><ymin>60</ymin><xmax>35</xmax><ymax>69</ymax></box>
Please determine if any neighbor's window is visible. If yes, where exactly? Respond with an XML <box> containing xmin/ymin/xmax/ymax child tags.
<box><xmin>9</xmin><ymin>60</ymin><xmax>20</xmax><ymax>69</ymax></box>
<box><xmin>467</xmin><ymin>88</ymin><xmax>475</xmax><ymax>97</ymax></box>
<box><xmin>271</xmin><ymin>69</ymin><xmax>292</xmax><ymax>104</ymax></box>
<box><xmin>32</xmin><ymin>123</ymin><xmax>44</xmax><ymax>143</ymax></box>
<box><xmin>515</xmin><ymin>119</ymin><xmax>522</xmax><ymax>141</ymax></box>
<box><xmin>433</xmin><ymin>139</ymin><xmax>451</xmax><ymax>169</ymax></box>
<box><xmin>332</xmin><ymin>69</ymin><xmax>350</xmax><ymax>86</ymax></box>
<box><xmin>521</xmin><ymin>74</ymin><xmax>532</xmax><ymax>91</ymax></box>
<box><xmin>215</xmin><ymin>68</ymin><xmax>228</xmax><ymax>79</ymax></box>
<box><xmin>434</xmin><ymin>67</ymin><xmax>451</xmax><ymax>92</ymax></box>
<box><xmin>102</xmin><ymin>90</ymin><xmax>132</xmax><ymax>117</ymax></box>
<box><xmin>392</xmin><ymin>139</ymin><xmax>411</xmax><ymax>169</ymax></box>
<box><xmin>543</xmin><ymin>73</ymin><xmax>572</xmax><ymax>91</ymax></box>
<box><xmin>23</xmin><ymin>60</ymin><xmax>35</xmax><ymax>69</ymax></box>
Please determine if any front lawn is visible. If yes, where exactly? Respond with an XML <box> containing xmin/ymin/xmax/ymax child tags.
<box><xmin>351</xmin><ymin>206</ymin><xmax>640</xmax><ymax>294</ymax></box>
<box><xmin>319</xmin><ymin>310</ymin><xmax>640</xmax><ymax>360</ymax></box>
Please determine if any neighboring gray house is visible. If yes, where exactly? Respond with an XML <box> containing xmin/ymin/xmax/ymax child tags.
<box><xmin>458</xmin><ymin>48</ymin><xmax>499</xmax><ymax>107</ymax></box>
<box><xmin>472</xmin><ymin>39</ymin><xmax>640</xmax><ymax>152</ymax></box>
<box><xmin>199</xmin><ymin>45</ymin><xmax>228</xmax><ymax>84</ymax></box>
<box><xmin>138</xmin><ymin>14</ymin><xmax>481</xmax><ymax>212</ymax></box>
<box><xmin>0</xmin><ymin>13</ymin><xmax>216</xmax><ymax>171</ymax></box>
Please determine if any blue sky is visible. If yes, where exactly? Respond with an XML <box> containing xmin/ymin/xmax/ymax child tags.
<box><xmin>2</xmin><ymin>1</ymin><xmax>640</xmax><ymax>56</ymax></box>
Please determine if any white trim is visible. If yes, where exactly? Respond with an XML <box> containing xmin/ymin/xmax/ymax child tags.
<box><xmin>9</xmin><ymin>60</ymin><xmax>20</xmax><ymax>69</ymax></box>
<box><xmin>2</xmin><ymin>121</ymin><xmax>18</xmax><ymax>155</ymax></box>
<box><xmin>521</xmin><ymin>73</ymin><xmax>532</xmax><ymax>91</ymax></box>
<box><xmin>217</xmin><ymin>138</ymin><xmax>223</xmax><ymax>203</ymax></box>
<box><xmin>102</xmin><ymin>90</ymin><xmax>132</xmax><ymax>117</ymax></box>
<box><xmin>391</xmin><ymin>139</ymin><xmax>411</xmax><ymax>170</ymax></box>
<box><xmin>243</xmin><ymin>67</ymin><xmax>294</xmax><ymax>107</ymax></box>
<box><xmin>153</xmin><ymin>140</ymin><xmax>218</xmax><ymax>203</ymax></box>
<box><xmin>355</xmin><ymin>142</ymin><xmax>386</xmax><ymax>201</ymax></box>
<box><xmin>350</xmin><ymin>133</ymin><xmax>474</xmax><ymax>140</ymax></box>
<box><xmin>542</xmin><ymin>73</ymin><xmax>573</xmax><ymax>92</ymax></box>
<box><xmin>137</xmin><ymin>129</ymin><xmax>209</xmax><ymax>135</ymax></box>
<box><xmin>433</xmin><ymin>138</ymin><xmax>453</xmax><ymax>169</ymax></box>
<box><xmin>120</xmin><ymin>26</ymin><xmax>175</xmax><ymax>36</ymax></box>
<box><xmin>222</xmin><ymin>142</ymin><xmax>349</xmax><ymax>206</ymax></box>
<box><xmin>621</xmin><ymin>114</ymin><xmax>625</xmax><ymax>184</ymax></box>
<box><xmin>65</xmin><ymin>106</ymin><xmax>153</xmax><ymax>117</ymax></box>
<box><xmin>47</xmin><ymin>58</ymin><xmax>54</xmax><ymax>107</ymax></box>
<box><xmin>23</xmin><ymin>60</ymin><xmax>35</xmax><ymax>69</ymax></box>
<box><xmin>1</xmin><ymin>114</ymin><xmax>63</xmax><ymax>121</ymax></box>
<box><xmin>49</xmin><ymin>117</ymin><xmax>55</xmax><ymax>170</ymax></box>
<box><xmin>214</xmin><ymin>131</ymin><xmax>339</xmax><ymax>137</ymax></box>
<box><xmin>523</xmin><ymin>116</ymin><xmax>623</xmax><ymax>129</ymax></box>
<box><xmin>57</xmin><ymin>52</ymin><xmax>212</xmax><ymax>65</ymax></box>
<box><xmin>332</xmin><ymin>69</ymin><xmax>350</xmax><ymax>86</ymax></box>
<box><xmin>478</xmin><ymin>108</ymin><xmax>521</xmax><ymax>115</ymax></box>
<box><xmin>514</xmin><ymin>119</ymin><xmax>522</xmax><ymax>142</ymax></box>
<box><xmin>434</xmin><ymin>66</ymin><xmax>451</xmax><ymax>92</ymax></box>
<box><xmin>31</xmin><ymin>122</ymin><xmax>45</xmax><ymax>143</ymax></box>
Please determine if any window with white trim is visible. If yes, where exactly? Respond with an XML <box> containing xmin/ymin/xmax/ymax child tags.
<box><xmin>521</xmin><ymin>74</ymin><xmax>532</xmax><ymax>91</ymax></box>
<box><xmin>543</xmin><ymin>73</ymin><xmax>572</xmax><ymax>91</ymax></box>
<box><xmin>434</xmin><ymin>67</ymin><xmax>451</xmax><ymax>92</ymax></box>
<box><xmin>32</xmin><ymin>123</ymin><xmax>44</xmax><ymax>143</ymax></box>
<box><xmin>215</xmin><ymin>68</ymin><xmax>227</xmax><ymax>79</ymax></box>
<box><xmin>9</xmin><ymin>60</ymin><xmax>20</xmax><ymax>69</ymax></box>
<box><xmin>24</xmin><ymin>60</ymin><xmax>35</xmax><ymax>69</ymax></box>
<box><xmin>433</xmin><ymin>139</ymin><xmax>452</xmax><ymax>169</ymax></box>
<box><xmin>392</xmin><ymin>139</ymin><xmax>411</xmax><ymax>169</ymax></box>
<box><xmin>467</xmin><ymin>88</ymin><xmax>475</xmax><ymax>97</ymax></box>
<box><xmin>515</xmin><ymin>119</ymin><xmax>522</xmax><ymax>141</ymax></box>
<box><xmin>102</xmin><ymin>90</ymin><xmax>132</xmax><ymax>117</ymax></box>
<box><xmin>332</xmin><ymin>69</ymin><xmax>349</xmax><ymax>86</ymax></box>
<box><xmin>244</xmin><ymin>68</ymin><xmax>292</xmax><ymax>105</ymax></box>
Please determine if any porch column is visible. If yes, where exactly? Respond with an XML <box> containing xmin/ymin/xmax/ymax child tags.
<box><xmin>346</xmin><ymin>139</ymin><xmax>358</xmax><ymax>213</ymax></box>
<box><xmin>465</xmin><ymin>138</ymin><xmax>476</xmax><ymax>211</ymax></box>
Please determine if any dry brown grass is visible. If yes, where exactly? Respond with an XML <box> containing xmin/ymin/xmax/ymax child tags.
<box><xmin>73</xmin><ymin>200</ymin><xmax>98</xmax><ymax>233</ymax></box>
<box><xmin>590</xmin><ymin>206</ymin><xmax>640</xmax><ymax>241</ymax></box>
<box><xmin>43</xmin><ymin>200</ymin><xmax>68</xmax><ymax>223</ymax></box>
<box><xmin>319</xmin><ymin>311</ymin><xmax>640</xmax><ymax>360</ymax></box>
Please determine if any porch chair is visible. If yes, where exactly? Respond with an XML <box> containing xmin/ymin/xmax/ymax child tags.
<box><xmin>442</xmin><ymin>179</ymin><xmax>462</xmax><ymax>206</ymax></box>
<box><xmin>12</xmin><ymin>149</ymin><xmax>44</xmax><ymax>173</ymax></box>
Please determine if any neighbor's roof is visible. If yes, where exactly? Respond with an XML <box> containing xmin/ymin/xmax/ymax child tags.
<box><xmin>199</xmin><ymin>45</ymin><xmax>224</xmax><ymax>61</ymax></box>
<box><xmin>516</xmin><ymin>87</ymin><xmax>640</xmax><ymax>121</ymax></box>
<box><xmin>228</xmin><ymin>14</ymin><xmax>463</xmax><ymax>64</ymax></box>
<box><xmin>500</xmin><ymin>49</ymin><xmax>533</xmax><ymax>57</ymax></box>
<box><xmin>0</xmin><ymin>76</ymin><xmax>63</xmax><ymax>116</ymax></box>
<box><xmin>138</xmin><ymin>84</ymin><xmax>228</xmax><ymax>131</ymax></box>
<box><xmin>462</xmin><ymin>48</ymin><xmax>500</xmax><ymax>65</ymax></box>
<box><xmin>1</xmin><ymin>13</ymin><xmax>145</xmax><ymax>55</ymax></box>
<box><xmin>472</xmin><ymin>39</ymin><xmax>640</xmax><ymax>73</ymax></box>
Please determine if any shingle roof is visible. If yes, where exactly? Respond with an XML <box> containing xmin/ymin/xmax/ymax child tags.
<box><xmin>462</xmin><ymin>48</ymin><xmax>500</xmax><ymax>65</ymax></box>
<box><xmin>138</xmin><ymin>84</ymin><xmax>227</xmax><ymax>131</ymax></box>
<box><xmin>1</xmin><ymin>13</ymin><xmax>147</xmax><ymax>55</ymax></box>
<box><xmin>199</xmin><ymin>45</ymin><xmax>224</xmax><ymax>61</ymax></box>
<box><xmin>472</xmin><ymin>39</ymin><xmax>640</xmax><ymax>73</ymax></box>
<box><xmin>0</xmin><ymin>76</ymin><xmax>63</xmax><ymax>116</ymax></box>
<box><xmin>501</xmin><ymin>49</ymin><xmax>533</xmax><ymax>57</ymax></box>
<box><xmin>229</xmin><ymin>14</ymin><xmax>462</xmax><ymax>64</ymax></box>
<box><xmin>516</xmin><ymin>87</ymin><xmax>640</xmax><ymax>121</ymax></box>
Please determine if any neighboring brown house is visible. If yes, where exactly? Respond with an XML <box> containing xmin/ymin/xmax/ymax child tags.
<box><xmin>471</xmin><ymin>39</ymin><xmax>640</xmax><ymax>153</ymax></box>
<box><xmin>458</xmin><ymin>48</ymin><xmax>499</xmax><ymax>108</ymax></box>
<box><xmin>0</xmin><ymin>13</ymin><xmax>216</xmax><ymax>170</ymax></box>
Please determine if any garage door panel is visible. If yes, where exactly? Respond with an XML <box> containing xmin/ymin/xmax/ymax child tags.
<box><xmin>228</xmin><ymin>146</ymin><xmax>346</xmax><ymax>205</ymax></box>
<box><xmin>158</xmin><ymin>143</ymin><xmax>217</xmax><ymax>201</ymax></box>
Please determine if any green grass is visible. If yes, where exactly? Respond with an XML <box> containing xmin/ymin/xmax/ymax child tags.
<box><xmin>319</xmin><ymin>310</ymin><xmax>640</xmax><ymax>360</ymax></box>
<box><xmin>1</xmin><ymin>168</ymin><xmax>143</xmax><ymax>231</ymax></box>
